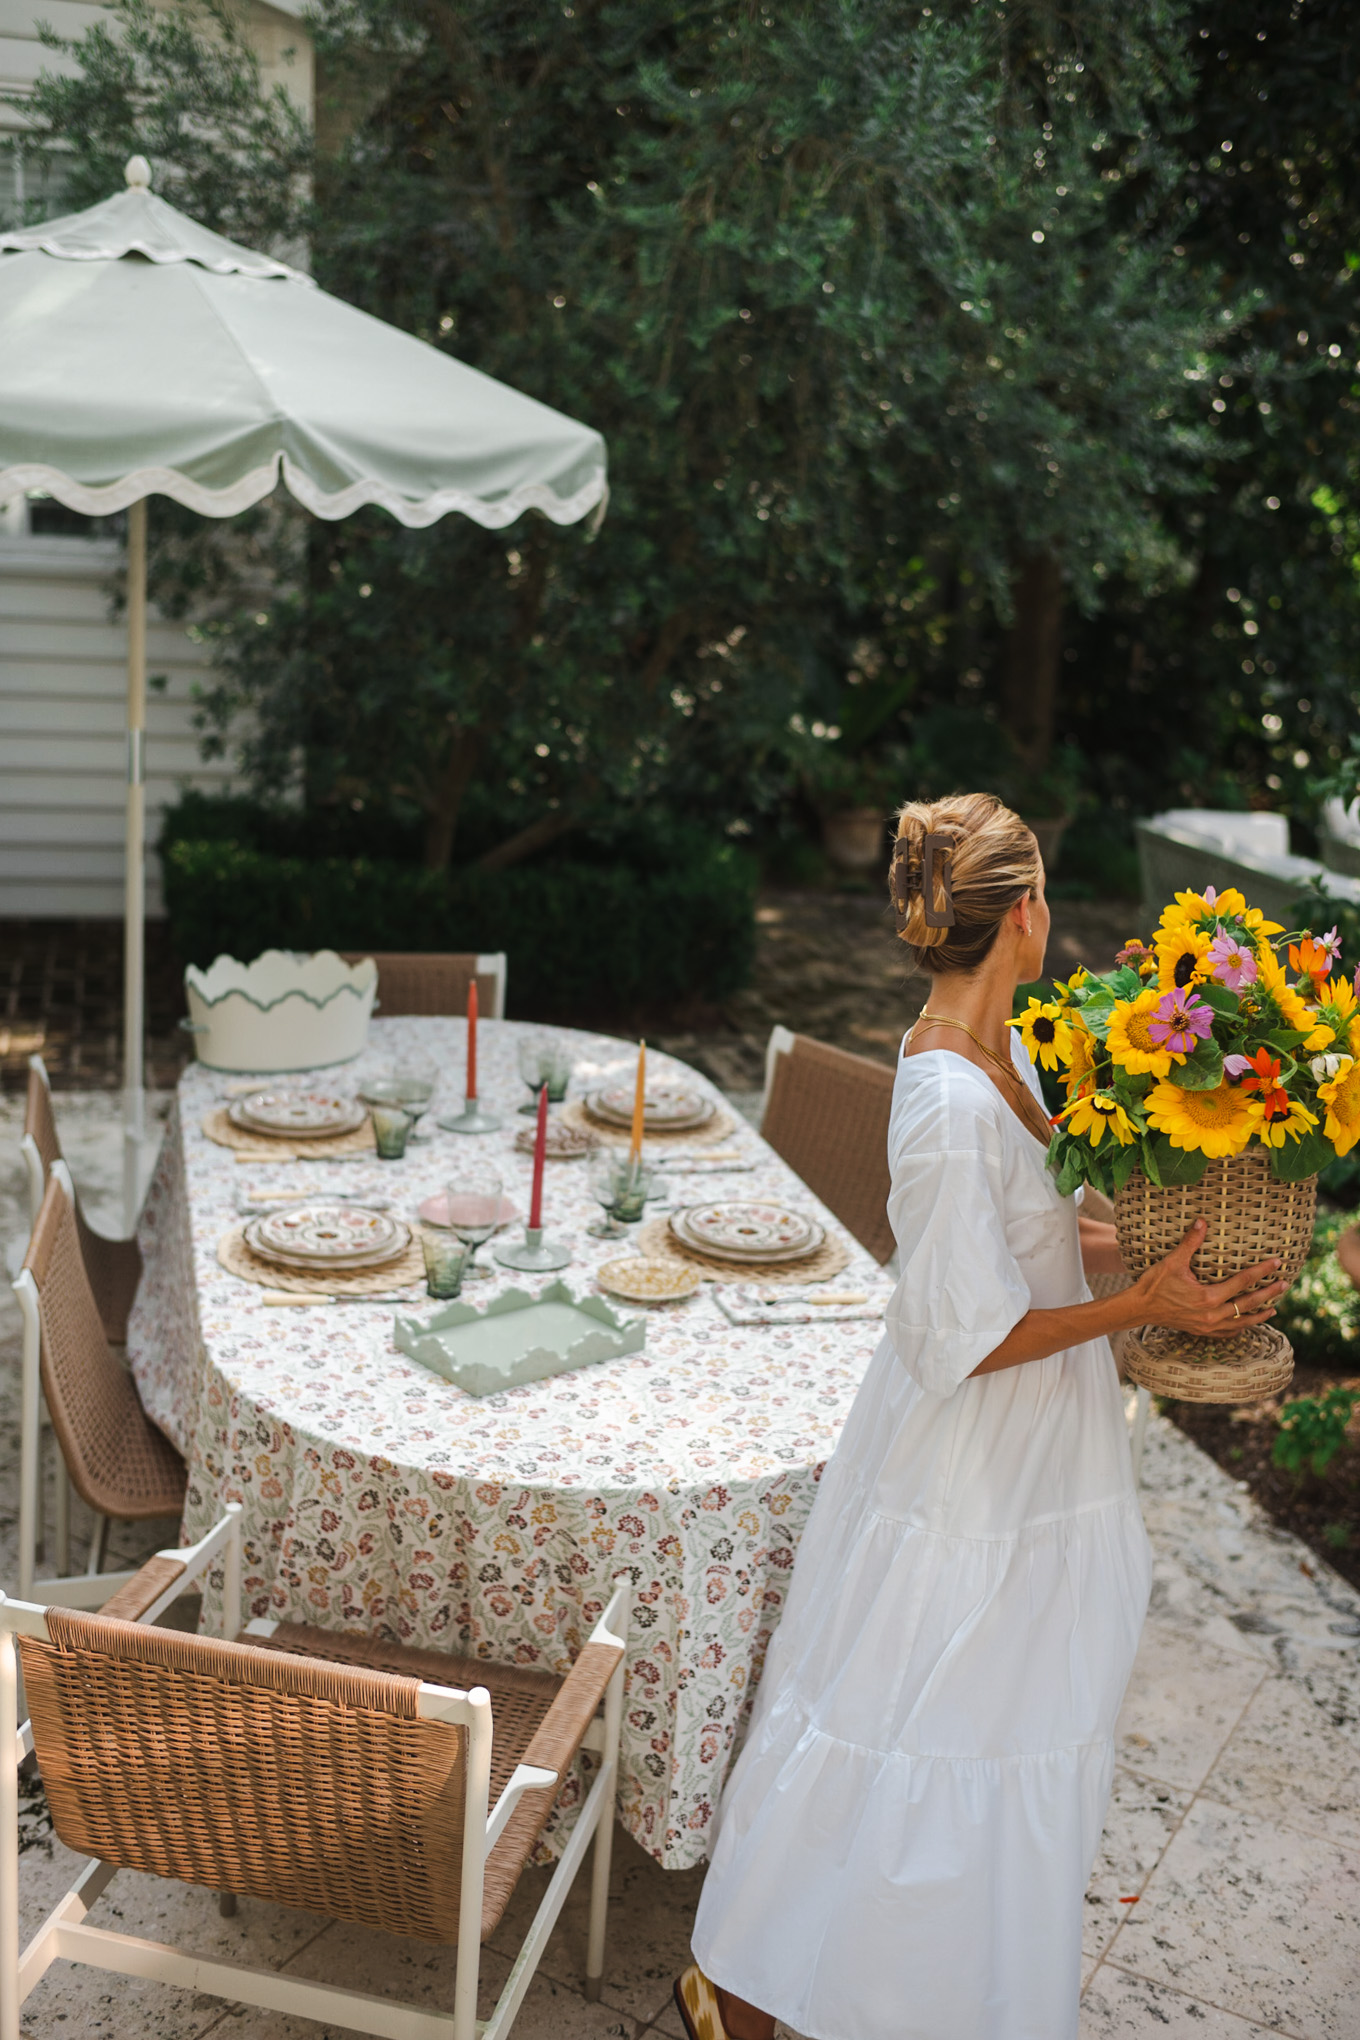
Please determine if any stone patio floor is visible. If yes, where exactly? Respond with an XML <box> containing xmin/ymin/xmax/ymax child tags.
<box><xmin>1</xmin><ymin>1098</ymin><xmax>1358</xmax><ymax>2040</ymax></box>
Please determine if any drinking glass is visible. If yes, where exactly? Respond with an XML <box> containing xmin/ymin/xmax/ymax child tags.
<box><xmin>371</xmin><ymin>1051</ymin><xmax>438</xmax><ymax>1139</ymax></box>
<box><xmin>370</xmin><ymin>1102</ymin><xmax>412</xmax><ymax>1159</ymax></box>
<box><xmin>516</xmin><ymin>1034</ymin><xmax>573</xmax><ymax>1114</ymax></box>
<box><xmin>587</xmin><ymin>1153</ymin><xmax>654</xmax><ymax>1238</ymax></box>
<box><xmin>443</xmin><ymin>1161</ymin><xmax>504</xmax><ymax>1279</ymax></box>
<box><xmin>420</xmin><ymin>1228</ymin><xmax>469</xmax><ymax>1299</ymax></box>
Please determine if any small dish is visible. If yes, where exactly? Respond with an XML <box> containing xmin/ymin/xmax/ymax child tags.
<box><xmin>595</xmin><ymin>1257</ymin><xmax>703</xmax><ymax>1305</ymax></box>
<box><xmin>513</xmin><ymin>1121</ymin><xmax>599</xmax><ymax>1160</ymax></box>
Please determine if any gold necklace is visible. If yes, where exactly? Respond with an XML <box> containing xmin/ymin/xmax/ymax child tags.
<box><xmin>907</xmin><ymin>1008</ymin><xmax>1054</xmax><ymax>1146</ymax></box>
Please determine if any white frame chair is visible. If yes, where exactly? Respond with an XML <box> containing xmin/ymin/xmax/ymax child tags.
<box><xmin>0</xmin><ymin>1506</ymin><xmax>627</xmax><ymax>2040</ymax></box>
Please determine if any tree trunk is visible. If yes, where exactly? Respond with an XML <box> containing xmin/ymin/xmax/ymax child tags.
<box><xmin>999</xmin><ymin>549</ymin><xmax>1063</xmax><ymax>777</ymax></box>
<box><xmin>475</xmin><ymin>807</ymin><xmax>576</xmax><ymax>874</ymax></box>
<box><xmin>422</xmin><ymin>723</ymin><xmax>482</xmax><ymax>872</ymax></box>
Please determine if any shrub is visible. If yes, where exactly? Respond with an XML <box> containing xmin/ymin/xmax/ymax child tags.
<box><xmin>1272</xmin><ymin>1386</ymin><xmax>1360</xmax><ymax>1482</ymax></box>
<box><xmin>1274</xmin><ymin>1210</ymin><xmax>1360</xmax><ymax>1371</ymax></box>
<box><xmin>159</xmin><ymin>826</ymin><xmax>757</xmax><ymax>1022</ymax></box>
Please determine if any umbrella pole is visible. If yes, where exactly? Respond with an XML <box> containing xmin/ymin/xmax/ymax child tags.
<box><xmin>122</xmin><ymin>497</ymin><xmax>147</xmax><ymax>1235</ymax></box>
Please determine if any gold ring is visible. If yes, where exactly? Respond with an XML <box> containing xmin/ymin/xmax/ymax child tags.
<box><xmin>1232</xmin><ymin>1301</ymin><xmax>1241</xmax><ymax>1318</ymax></box>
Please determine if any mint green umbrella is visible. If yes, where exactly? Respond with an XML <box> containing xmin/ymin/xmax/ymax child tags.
<box><xmin>0</xmin><ymin>160</ymin><xmax>607</xmax><ymax>1224</ymax></box>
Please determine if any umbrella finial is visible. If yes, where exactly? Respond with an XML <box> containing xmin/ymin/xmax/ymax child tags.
<box><xmin>124</xmin><ymin>155</ymin><xmax>152</xmax><ymax>191</ymax></box>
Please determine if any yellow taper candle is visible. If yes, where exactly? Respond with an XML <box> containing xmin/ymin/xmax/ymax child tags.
<box><xmin>630</xmin><ymin>1040</ymin><xmax>647</xmax><ymax>1160</ymax></box>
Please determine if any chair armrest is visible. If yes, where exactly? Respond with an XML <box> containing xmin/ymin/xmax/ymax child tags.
<box><xmin>97</xmin><ymin>1554</ymin><xmax>187</xmax><ymax>1623</ymax></box>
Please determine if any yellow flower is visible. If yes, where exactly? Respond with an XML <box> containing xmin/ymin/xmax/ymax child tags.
<box><xmin>1064</xmin><ymin>1020</ymin><xmax>1099</xmax><ymax>1100</ymax></box>
<box><xmin>1107</xmin><ymin>988</ymin><xmax>1182</xmax><ymax>1078</ymax></box>
<box><xmin>1256</xmin><ymin>946</ymin><xmax>1334</xmax><ymax>1050</ymax></box>
<box><xmin>1010</xmin><ymin>997</ymin><xmax>1072</xmax><ymax>1070</ymax></box>
<box><xmin>1061</xmin><ymin>1088</ymin><xmax>1136</xmax><ymax>1148</ymax></box>
<box><xmin>1053</xmin><ymin>968</ymin><xmax>1090</xmax><ymax>1006</ymax></box>
<box><xmin>1317</xmin><ymin>974</ymin><xmax>1358</xmax><ymax>1040</ymax></box>
<box><xmin>1246</xmin><ymin>1096</ymin><xmax>1318</xmax><ymax>1149</ymax></box>
<box><xmin>1318</xmin><ymin>1056</ymin><xmax>1360</xmax><ymax>1157</ymax></box>
<box><xmin>1145</xmin><ymin>1078</ymin><xmax>1254</xmax><ymax>1158</ymax></box>
<box><xmin>1155</xmin><ymin>923</ymin><xmax>1212</xmax><ymax>992</ymax></box>
<box><xmin>1157</xmin><ymin>887</ymin><xmax>1283</xmax><ymax>944</ymax></box>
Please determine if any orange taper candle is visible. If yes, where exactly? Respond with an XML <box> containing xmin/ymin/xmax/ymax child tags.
<box><xmin>466</xmin><ymin>977</ymin><xmax>478</xmax><ymax>1100</ymax></box>
<box><xmin>629</xmin><ymin>1040</ymin><xmax>646</xmax><ymax>1160</ymax></box>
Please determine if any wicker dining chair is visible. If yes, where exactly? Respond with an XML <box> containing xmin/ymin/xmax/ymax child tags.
<box><xmin>20</xmin><ymin>1057</ymin><xmax>142</xmax><ymax>1346</ymax></box>
<box><xmin>11</xmin><ymin>1169</ymin><xmax>185</xmax><ymax>1607</ymax></box>
<box><xmin>0</xmin><ymin>1506</ymin><xmax>627</xmax><ymax>2040</ymax></box>
<box><xmin>340</xmin><ymin>951</ymin><xmax>508</xmax><ymax>1019</ymax></box>
<box><xmin>760</xmin><ymin>1028</ymin><xmax>896</xmax><ymax>1265</ymax></box>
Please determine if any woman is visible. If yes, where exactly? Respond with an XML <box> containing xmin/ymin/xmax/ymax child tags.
<box><xmin>676</xmin><ymin>792</ymin><xmax>1284</xmax><ymax>2040</ymax></box>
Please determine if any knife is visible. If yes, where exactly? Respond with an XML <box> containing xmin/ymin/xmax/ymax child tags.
<box><xmin>261</xmin><ymin>1289</ymin><xmax>420</xmax><ymax>1306</ymax></box>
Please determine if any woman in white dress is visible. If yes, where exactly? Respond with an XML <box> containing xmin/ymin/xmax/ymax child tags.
<box><xmin>676</xmin><ymin>792</ymin><xmax>1285</xmax><ymax>2040</ymax></box>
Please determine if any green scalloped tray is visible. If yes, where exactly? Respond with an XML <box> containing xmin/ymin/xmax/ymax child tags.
<box><xmin>393</xmin><ymin>1280</ymin><xmax>645</xmax><ymax>1397</ymax></box>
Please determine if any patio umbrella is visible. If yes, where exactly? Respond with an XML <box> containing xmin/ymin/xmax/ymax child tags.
<box><xmin>0</xmin><ymin>157</ymin><xmax>607</xmax><ymax>1228</ymax></box>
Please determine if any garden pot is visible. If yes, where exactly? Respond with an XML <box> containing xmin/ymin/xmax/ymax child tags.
<box><xmin>820</xmin><ymin>808</ymin><xmax>889</xmax><ymax>873</ymax></box>
<box><xmin>1022</xmin><ymin>814</ymin><xmax>1070</xmax><ymax>872</ymax></box>
<box><xmin>1113</xmin><ymin>1148</ymin><xmax>1316</xmax><ymax>1403</ymax></box>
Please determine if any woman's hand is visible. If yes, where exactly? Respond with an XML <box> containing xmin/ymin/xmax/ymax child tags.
<box><xmin>1131</xmin><ymin>1217</ymin><xmax>1286</xmax><ymax>1338</ymax></box>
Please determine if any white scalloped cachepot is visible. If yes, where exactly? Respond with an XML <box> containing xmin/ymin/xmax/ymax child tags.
<box><xmin>183</xmin><ymin>950</ymin><xmax>378</xmax><ymax>1073</ymax></box>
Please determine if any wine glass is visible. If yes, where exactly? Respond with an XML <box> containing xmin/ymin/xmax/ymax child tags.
<box><xmin>443</xmin><ymin>1160</ymin><xmax>504</xmax><ymax>1279</ymax></box>
<box><xmin>516</xmin><ymin>1035</ymin><xmax>573</xmax><ymax>1114</ymax></box>
<box><xmin>587</xmin><ymin>1152</ymin><xmax>654</xmax><ymax>1238</ymax></box>
<box><xmin>389</xmin><ymin>1049</ymin><xmax>438</xmax><ymax>1139</ymax></box>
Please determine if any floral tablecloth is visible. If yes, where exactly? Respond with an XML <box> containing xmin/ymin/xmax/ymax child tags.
<box><xmin>128</xmin><ymin>1019</ymin><xmax>885</xmax><ymax>1868</ymax></box>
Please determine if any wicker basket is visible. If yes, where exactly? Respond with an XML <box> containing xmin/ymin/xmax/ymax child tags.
<box><xmin>1113</xmin><ymin>1148</ymin><xmax>1316</xmax><ymax>1404</ymax></box>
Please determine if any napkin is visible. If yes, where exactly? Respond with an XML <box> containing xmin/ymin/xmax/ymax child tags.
<box><xmin>713</xmin><ymin>1284</ymin><xmax>892</xmax><ymax>1326</ymax></box>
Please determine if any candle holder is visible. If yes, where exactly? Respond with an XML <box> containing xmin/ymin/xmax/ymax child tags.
<box><xmin>439</xmin><ymin>1097</ymin><xmax>504</xmax><ymax>1135</ymax></box>
<box><xmin>494</xmin><ymin>1223</ymin><xmax>572</xmax><ymax>1272</ymax></box>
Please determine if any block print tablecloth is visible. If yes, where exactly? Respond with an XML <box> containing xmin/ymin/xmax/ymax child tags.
<box><xmin>128</xmin><ymin>1019</ymin><xmax>884</xmax><ymax>1868</ymax></box>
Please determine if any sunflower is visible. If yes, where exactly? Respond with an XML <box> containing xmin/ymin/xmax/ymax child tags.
<box><xmin>1064</xmin><ymin>1020</ymin><xmax>1099</xmax><ymax>1100</ymax></box>
<box><xmin>1010</xmin><ymin>998</ymin><xmax>1072</xmax><ymax>1070</ymax></box>
<box><xmin>1255</xmin><ymin>946</ymin><xmax>1335</xmax><ymax>1051</ymax></box>
<box><xmin>1145</xmin><ymin>1078</ymin><xmax>1254</xmax><ymax>1158</ymax></box>
<box><xmin>1155</xmin><ymin>923</ymin><xmax>1213</xmax><ymax>993</ymax></box>
<box><xmin>1061</xmin><ymin>1089</ymin><xmax>1137</xmax><ymax>1148</ymax></box>
<box><xmin>1316</xmin><ymin>973</ymin><xmax>1359</xmax><ymax>1042</ymax></box>
<box><xmin>1246</xmin><ymin>1095</ymin><xmax>1318</xmax><ymax>1149</ymax></box>
<box><xmin>1317</xmin><ymin>1056</ymin><xmax>1360</xmax><ymax>1157</ymax></box>
<box><xmin>1107</xmin><ymin>988</ymin><xmax>1182</xmax><ymax>1078</ymax></box>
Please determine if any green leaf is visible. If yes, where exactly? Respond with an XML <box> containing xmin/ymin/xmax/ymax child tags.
<box><xmin>1111</xmin><ymin>1142</ymin><xmax>1141</xmax><ymax>1194</ymax></box>
<box><xmin>1268</xmin><ymin>1130</ymin><xmax>1330</xmax><ymax>1182</ymax></box>
<box><xmin>1264</xmin><ymin>1028</ymin><xmax>1312</xmax><ymax>1052</ymax></box>
<box><xmin>1108</xmin><ymin>966</ymin><xmax>1146</xmax><ymax>999</ymax></box>
<box><xmin>1197</xmin><ymin>982</ymin><xmax>1241</xmax><ymax>1017</ymax></box>
<box><xmin>1174</xmin><ymin>1041</ymin><xmax>1225</xmax><ymax>1092</ymax></box>
<box><xmin>1147</xmin><ymin>1136</ymin><xmax>1210</xmax><ymax>1186</ymax></box>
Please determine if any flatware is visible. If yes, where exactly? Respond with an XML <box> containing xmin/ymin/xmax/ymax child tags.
<box><xmin>261</xmin><ymin>1289</ymin><xmax>419</xmax><ymax>1307</ymax></box>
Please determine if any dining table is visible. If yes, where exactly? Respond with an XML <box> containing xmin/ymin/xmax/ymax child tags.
<box><xmin>127</xmin><ymin>1016</ymin><xmax>889</xmax><ymax>1870</ymax></box>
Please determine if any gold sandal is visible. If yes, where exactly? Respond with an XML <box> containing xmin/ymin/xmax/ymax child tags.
<box><xmin>674</xmin><ymin>1965</ymin><xmax>731</xmax><ymax>2040</ymax></box>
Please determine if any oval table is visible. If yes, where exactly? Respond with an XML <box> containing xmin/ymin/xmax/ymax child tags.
<box><xmin>128</xmin><ymin>1018</ymin><xmax>886</xmax><ymax>1869</ymax></box>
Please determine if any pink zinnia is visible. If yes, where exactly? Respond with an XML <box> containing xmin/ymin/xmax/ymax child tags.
<box><xmin>1207</xmin><ymin>930</ymin><xmax>1257</xmax><ymax>990</ymax></box>
<box><xmin>1148</xmin><ymin>988</ymin><xmax>1215</xmax><ymax>1056</ymax></box>
<box><xmin>1320</xmin><ymin>925</ymin><xmax>1342</xmax><ymax>964</ymax></box>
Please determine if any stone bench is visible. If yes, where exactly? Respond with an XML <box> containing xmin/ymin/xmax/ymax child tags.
<box><xmin>1136</xmin><ymin>808</ymin><xmax>1360</xmax><ymax>930</ymax></box>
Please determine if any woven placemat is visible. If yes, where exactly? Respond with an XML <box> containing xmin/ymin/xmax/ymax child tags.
<box><xmin>217</xmin><ymin>1225</ymin><xmax>426</xmax><ymax>1295</ymax></box>
<box><xmin>634</xmin><ymin>1215</ymin><xmax>851</xmax><ymax>1286</ymax></box>
<box><xmin>561</xmin><ymin>1099</ymin><xmax>736</xmax><ymax>1149</ymax></box>
<box><xmin>202</xmin><ymin>1106</ymin><xmax>376</xmax><ymax>1160</ymax></box>
<box><xmin>1124</xmin><ymin>1324</ymin><xmax>1294</xmax><ymax>1405</ymax></box>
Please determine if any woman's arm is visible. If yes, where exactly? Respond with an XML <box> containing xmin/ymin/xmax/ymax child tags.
<box><xmin>970</xmin><ymin>1218</ymin><xmax>1286</xmax><ymax>1377</ymax></box>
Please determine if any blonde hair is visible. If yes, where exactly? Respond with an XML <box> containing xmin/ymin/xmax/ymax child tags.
<box><xmin>890</xmin><ymin>791</ymin><xmax>1040</xmax><ymax>975</ymax></box>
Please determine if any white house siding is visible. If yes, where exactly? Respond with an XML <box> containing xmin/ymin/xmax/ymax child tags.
<box><xmin>0</xmin><ymin>536</ymin><xmax>237</xmax><ymax>915</ymax></box>
<box><xmin>0</xmin><ymin>0</ymin><xmax>312</xmax><ymax>917</ymax></box>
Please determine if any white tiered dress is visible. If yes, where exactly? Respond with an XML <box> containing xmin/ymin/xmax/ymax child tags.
<box><xmin>690</xmin><ymin>1033</ymin><xmax>1151</xmax><ymax>2040</ymax></box>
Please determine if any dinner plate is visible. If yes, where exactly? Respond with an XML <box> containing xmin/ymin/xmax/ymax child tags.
<box><xmin>229</xmin><ymin>1092</ymin><xmax>367</xmax><ymax>1140</ymax></box>
<box><xmin>669</xmin><ymin>1201</ymin><xmax>826</xmax><ymax>1264</ymax></box>
<box><xmin>512</xmin><ymin>1121</ymin><xmax>599</xmax><ymax>1159</ymax></box>
<box><xmin>587</xmin><ymin>1084</ymin><xmax>717</xmax><ymax>1133</ymax></box>
<box><xmin>418</xmin><ymin>1192</ymin><xmax>519</xmax><ymax>1230</ymax></box>
<box><xmin>246</xmin><ymin>1202</ymin><xmax>406</xmax><ymax>1268</ymax></box>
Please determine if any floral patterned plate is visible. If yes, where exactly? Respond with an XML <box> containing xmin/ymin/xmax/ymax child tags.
<box><xmin>595</xmin><ymin>1257</ymin><xmax>704</xmax><ymax>1304</ymax></box>
<box><xmin>669</xmin><ymin>1200</ymin><xmax>826</xmax><ymax>1264</ymax></box>
<box><xmin>244</xmin><ymin>1202</ymin><xmax>408</xmax><ymax>1270</ymax></box>
<box><xmin>588</xmin><ymin>1084</ymin><xmax>717</xmax><ymax>1132</ymax></box>
<box><xmin>228</xmin><ymin>1092</ymin><xmax>368</xmax><ymax>1140</ymax></box>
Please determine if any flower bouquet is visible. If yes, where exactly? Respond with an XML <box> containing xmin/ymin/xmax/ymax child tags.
<box><xmin>1016</xmin><ymin>885</ymin><xmax>1359</xmax><ymax>1401</ymax></box>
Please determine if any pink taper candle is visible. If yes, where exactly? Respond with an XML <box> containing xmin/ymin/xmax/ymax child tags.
<box><xmin>466</xmin><ymin>977</ymin><xmax>478</xmax><ymax>1099</ymax></box>
<box><xmin>529</xmin><ymin>1081</ymin><xmax>548</xmax><ymax>1230</ymax></box>
<box><xmin>629</xmin><ymin>1040</ymin><xmax>646</xmax><ymax>1161</ymax></box>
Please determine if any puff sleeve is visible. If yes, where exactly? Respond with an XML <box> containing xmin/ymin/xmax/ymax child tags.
<box><xmin>884</xmin><ymin>1071</ymin><xmax>1031</xmax><ymax>1396</ymax></box>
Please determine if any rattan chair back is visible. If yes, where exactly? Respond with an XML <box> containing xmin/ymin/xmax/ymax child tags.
<box><xmin>22</xmin><ymin>1177</ymin><xmax>185</xmax><ymax>1523</ymax></box>
<box><xmin>19</xmin><ymin>1614</ymin><xmax>469</xmax><ymax>1941</ymax></box>
<box><xmin>340</xmin><ymin>952</ymin><xmax>505</xmax><ymax>1019</ymax></box>
<box><xmin>761</xmin><ymin>1033</ymin><xmax>895</xmax><ymax>1264</ymax></box>
<box><xmin>23</xmin><ymin>1058</ymin><xmax>142</xmax><ymax>1344</ymax></box>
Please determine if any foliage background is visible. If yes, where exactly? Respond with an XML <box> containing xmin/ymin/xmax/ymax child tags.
<box><xmin>7</xmin><ymin>0</ymin><xmax>1360</xmax><ymax>897</ymax></box>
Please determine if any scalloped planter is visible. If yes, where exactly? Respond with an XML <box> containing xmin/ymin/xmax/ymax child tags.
<box><xmin>183</xmin><ymin>949</ymin><xmax>378</xmax><ymax>1073</ymax></box>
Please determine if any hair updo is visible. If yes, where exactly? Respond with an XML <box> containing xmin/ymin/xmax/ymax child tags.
<box><xmin>890</xmin><ymin>791</ymin><xmax>1041</xmax><ymax>975</ymax></box>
